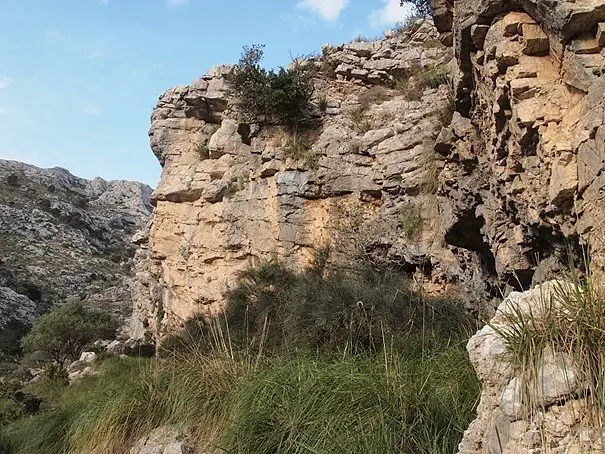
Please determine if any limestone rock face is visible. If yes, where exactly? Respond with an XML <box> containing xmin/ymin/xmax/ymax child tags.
<box><xmin>0</xmin><ymin>159</ymin><xmax>152</xmax><ymax>331</ymax></box>
<box><xmin>434</xmin><ymin>2</ymin><xmax>605</xmax><ymax>294</ymax></box>
<box><xmin>458</xmin><ymin>282</ymin><xmax>596</xmax><ymax>454</ymax></box>
<box><xmin>135</xmin><ymin>0</ymin><xmax>605</xmax><ymax>345</ymax></box>
<box><xmin>129</xmin><ymin>426</ymin><xmax>193</xmax><ymax>454</ymax></box>
<box><xmin>132</xmin><ymin>21</ymin><xmax>478</xmax><ymax>338</ymax></box>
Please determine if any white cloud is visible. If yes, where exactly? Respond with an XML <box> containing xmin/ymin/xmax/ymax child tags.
<box><xmin>369</xmin><ymin>0</ymin><xmax>415</xmax><ymax>28</ymax></box>
<box><xmin>0</xmin><ymin>106</ymin><xmax>8</xmax><ymax>115</ymax></box>
<box><xmin>85</xmin><ymin>50</ymin><xmax>105</xmax><ymax>60</ymax></box>
<box><xmin>166</xmin><ymin>0</ymin><xmax>190</xmax><ymax>6</ymax></box>
<box><xmin>80</xmin><ymin>103</ymin><xmax>102</xmax><ymax>116</ymax></box>
<box><xmin>0</xmin><ymin>77</ymin><xmax>12</xmax><ymax>89</ymax></box>
<box><xmin>297</xmin><ymin>0</ymin><xmax>349</xmax><ymax>22</ymax></box>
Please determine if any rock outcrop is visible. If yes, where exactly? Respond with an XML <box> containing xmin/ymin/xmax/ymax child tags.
<box><xmin>130</xmin><ymin>0</ymin><xmax>605</xmax><ymax>450</ymax></box>
<box><xmin>458</xmin><ymin>281</ymin><xmax>601</xmax><ymax>454</ymax></box>
<box><xmin>0</xmin><ymin>159</ymin><xmax>152</xmax><ymax>334</ymax></box>
<box><xmin>432</xmin><ymin>0</ymin><xmax>605</xmax><ymax>290</ymax></box>
<box><xmin>129</xmin><ymin>426</ymin><xmax>193</xmax><ymax>454</ymax></box>
<box><xmin>131</xmin><ymin>21</ymin><xmax>489</xmax><ymax>339</ymax></box>
<box><xmin>135</xmin><ymin>0</ymin><xmax>605</xmax><ymax>347</ymax></box>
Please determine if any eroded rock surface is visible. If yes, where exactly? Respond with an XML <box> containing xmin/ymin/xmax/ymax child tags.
<box><xmin>129</xmin><ymin>426</ymin><xmax>193</xmax><ymax>454</ymax></box>
<box><xmin>135</xmin><ymin>0</ymin><xmax>605</xmax><ymax>347</ymax></box>
<box><xmin>132</xmin><ymin>21</ymin><xmax>481</xmax><ymax>339</ymax></box>
<box><xmin>0</xmin><ymin>160</ymin><xmax>152</xmax><ymax>331</ymax></box>
<box><xmin>429</xmin><ymin>0</ymin><xmax>605</xmax><ymax>294</ymax></box>
<box><xmin>458</xmin><ymin>282</ymin><xmax>600</xmax><ymax>454</ymax></box>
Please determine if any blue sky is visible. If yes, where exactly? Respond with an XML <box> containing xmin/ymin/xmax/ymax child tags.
<box><xmin>0</xmin><ymin>0</ymin><xmax>414</xmax><ymax>186</ymax></box>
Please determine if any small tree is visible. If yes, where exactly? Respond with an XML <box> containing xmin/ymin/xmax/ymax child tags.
<box><xmin>225</xmin><ymin>44</ymin><xmax>316</xmax><ymax>130</ymax></box>
<box><xmin>21</xmin><ymin>301</ymin><xmax>118</xmax><ymax>368</ymax></box>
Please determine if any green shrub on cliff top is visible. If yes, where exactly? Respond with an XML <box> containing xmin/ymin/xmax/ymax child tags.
<box><xmin>225</xmin><ymin>44</ymin><xmax>316</xmax><ymax>129</ymax></box>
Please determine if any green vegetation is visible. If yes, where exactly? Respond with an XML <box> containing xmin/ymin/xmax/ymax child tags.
<box><xmin>404</xmin><ymin>0</ymin><xmax>432</xmax><ymax>17</ymax></box>
<box><xmin>393</xmin><ymin>14</ymin><xmax>425</xmax><ymax>36</ymax></box>
<box><xmin>282</xmin><ymin>135</ymin><xmax>319</xmax><ymax>169</ymax></box>
<box><xmin>350</xmin><ymin>104</ymin><xmax>373</xmax><ymax>133</ymax></box>
<box><xmin>1</xmin><ymin>350</ymin><xmax>478</xmax><ymax>454</ymax></box>
<box><xmin>396</xmin><ymin>63</ymin><xmax>450</xmax><ymax>102</ymax></box>
<box><xmin>221</xmin><ymin>263</ymin><xmax>475</xmax><ymax>354</ymax></box>
<box><xmin>421</xmin><ymin>142</ymin><xmax>440</xmax><ymax>195</ymax></box>
<box><xmin>0</xmin><ymin>320</ymin><xmax>28</xmax><ymax>359</ymax></box>
<box><xmin>401</xmin><ymin>204</ymin><xmax>424</xmax><ymax>238</ymax></box>
<box><xmin>491</xmin><ymin>257</ymin><xmax>605</xmax><ymax>423</ymax></box>
<box><xmin>225</xmin><ymin>44</ymin><xmax>316</xmax><ymax>129</ymax></box>
<box><xmin>1</xmin><ymin>262</ymin><xmax>479</xmax><ymax>454</ymax></box>
<box><xmin>353</xmin><ymin>34</ymin><xmax>370</xmax><ymax>42</ymax></box>
<box><xmin>195</xmin><ymin>142</ymin><xmax>209</xmax><ymax>160</ymax></box>
<box><xmin>21</xmin><ymin>301</ymin><xmax>118</xmax><ymax>369</ymax></box>
<box><xmin>358</xmin><ymin>85</ymin><xmax>390</xmax><ymax>107</ymax></box>
<box><xmin>317</xmin><ymin>94</ymin><xmax>328</xmax><ymax>113</ymax></box>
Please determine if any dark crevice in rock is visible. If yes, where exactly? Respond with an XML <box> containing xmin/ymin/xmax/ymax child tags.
<box><xmin>445</xmin><ymin>211</ymin><xmax>497</xmax><ymax>278</ymax></box>
<box><xmin>237</xmin><ymin>123</ymin><xmax>252</xmax><ymax>145</ymax></box>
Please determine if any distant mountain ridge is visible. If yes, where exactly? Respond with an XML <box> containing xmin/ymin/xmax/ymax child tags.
<box><xmin>0</xmin><ymin>159</ymin><xmax>153</xmax><ymax>346</ymax></box>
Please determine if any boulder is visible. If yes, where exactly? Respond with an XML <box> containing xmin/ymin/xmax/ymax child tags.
<box><xmin>129</xmin><ymin>427</ymin><xmax>193</xmax><ymax>454</ymax></box>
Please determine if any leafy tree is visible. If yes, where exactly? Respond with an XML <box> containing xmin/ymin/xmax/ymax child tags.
<box><xmin>225</xmin><ymin>45</ymin><xmax>316</xmax><ymax>130</ymax></box>
<box><xmin>401</xmin><ymin>0</ymin><xmax>432</xmax><ymax>17</ymax></box>
<box><xmin>21</xmin><ymin>301</ymin><xmax>118</xmax><ymax>368</ymax></box>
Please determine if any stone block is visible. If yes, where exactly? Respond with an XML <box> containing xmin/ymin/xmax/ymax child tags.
<box><xmin>471</xmin><ymin>24</ymin><xmax>490</xmax><ymax>50</ymax></box>
<box><xmin>570</xmin><ymin>35</ymin><xmax>601</xmax><ymax>54</ymax></box>
<box><xmin>521</xmin><ymin>23</ymin><xmax>549</xmax><ymax>56</ymax></box>
<box><xmin>502</xmin><ymin>11</ymin><xmax>536</xmax><ymax>37</ymax></box>
<box><xmin>509</xmin><ymin>78</ymin><xmax>540</xmax><ymax>100</ymax></box>
<box><xmin>548</xmin><ymin>151</ymin><xmax>578</xmax><ymax>206</ymax></box>
<box><xmin>597</xmin><ymin>22</ymin><xmax>605</xmax><ymax>46</ymax></box>
<box><xmin>500</xmin><ymin>377</ymin><xmax>524</xmax><ymax>420</ymax></box>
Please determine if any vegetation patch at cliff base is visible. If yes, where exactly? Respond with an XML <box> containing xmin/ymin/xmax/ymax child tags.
<box><xmin>1</xmin><ymin>264</ymin><xmax>480</xmax><ymax>454</ymax></box>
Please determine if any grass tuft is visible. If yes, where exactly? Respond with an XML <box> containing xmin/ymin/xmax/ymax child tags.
<box><xmin>490</xmin><ymin>251</ymin><xmax>605</xmax><ymax>428</ymax></box>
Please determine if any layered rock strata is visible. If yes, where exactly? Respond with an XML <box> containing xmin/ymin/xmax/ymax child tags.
<box><xmin>432</xmin><ymin>0</ymin><xmax>605</xmax><ymax>289</ymax></box>
<box><xmin>135</xmin><ymin>0</ymin><xmax>605</xmax><ymax>343</ymax></box>
<box><xmin>131</xmin><ymin>22</ymin><xmax>476</xmax><ymax>339</ymax></box>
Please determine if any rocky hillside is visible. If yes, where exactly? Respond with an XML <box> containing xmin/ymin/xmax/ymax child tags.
<box><xmin>0</xmin><ymin>159</ymin><xmax>152</xmax><ymax>338</ymax></box>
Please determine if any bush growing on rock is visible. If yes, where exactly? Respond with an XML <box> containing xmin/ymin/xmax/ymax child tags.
<box><xmin>225</xmin><ymin>44</ymin><xmax>316</xmax><ymax>130</ymax></box>
<box><xmin>21</xmin><ymin>301</ymin><xmax>118</xmax><ymax>369</ymax></box>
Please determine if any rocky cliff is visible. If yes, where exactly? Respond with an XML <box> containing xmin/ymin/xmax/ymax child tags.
<box><xmin>0</xmin><ymin>159</ymin><xmax>152</xmax><ymax>337</ymax></box>
<box><xmin>430</xmin><ymin>1</ymin><xmax>605</xmax><ymax>452</ymax></box>
<box><xmin>131</xmin><ymin>21</ymin><xmax>485</xmax><ymax>339</ymax></box>
<box><xmin>432</xmin><ymin>0</ymin><xmax>605</xmax><ymax>288</ymax></box>
<box><xmin>134</xmin><ymin>0</ymin><xmax>605</xmax><ymax>348</ymax></box>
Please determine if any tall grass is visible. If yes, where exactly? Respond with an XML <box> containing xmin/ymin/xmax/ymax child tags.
<box><xmin>3</xmin><ymin>350</ymin><xmax>478</xmax><ymax>454</ymax></box>
<box><xmin>225</xmin><ymin>350</ymin><xmax>478</xmax><ymax>454</ymax></box>
<box><xmin>491</xmin><ymin>252</ymin><xmax>605</xmax><ymax>427</ymax></box>
<box><xmin>2</xmin><ymin>263</ymin><xmax>480</xmax><ymax>454</ymax></box>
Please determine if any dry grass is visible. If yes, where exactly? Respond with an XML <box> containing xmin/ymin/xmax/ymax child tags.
<box><xmin>349</xmin><ymin>105</ymin><xmax>373</xmax><ymax>133</ymax></box>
